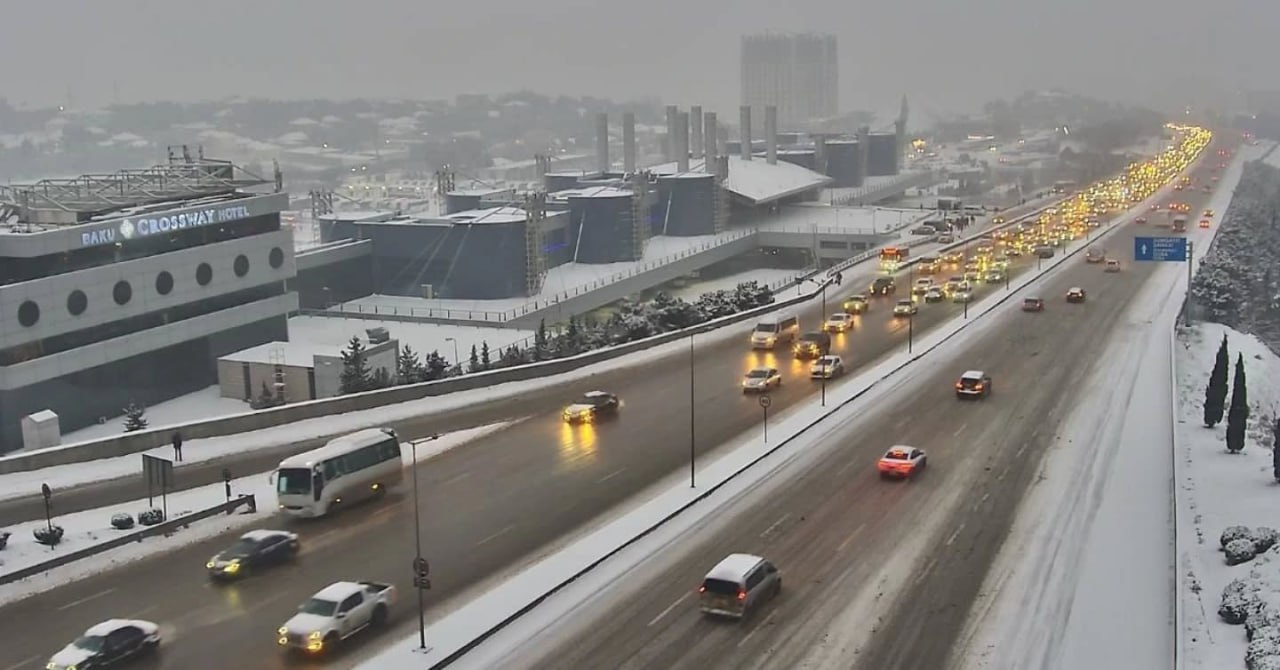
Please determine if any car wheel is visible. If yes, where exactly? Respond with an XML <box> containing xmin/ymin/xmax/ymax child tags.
<box><xmin>371</xmin><ymin>604</ymin><xmax>388</xmax><ymax>627</ymax></box>
<box><xmin>324</xmin><ymin>632</ymin><xmax>339</xmax><ymax>653</ymax></box>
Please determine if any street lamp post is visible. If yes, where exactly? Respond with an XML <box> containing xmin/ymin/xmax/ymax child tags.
<box><xmin>908</xmin><ymin>264</ymin><xmax>915</xmax><ymax>353</ymax></box>
<box><xmin>409</xmin><ymin>434</ymin><xmax>440</xmax><ymax>650</ymax></box>
<box><xmin>689</xmin><ymin>330</ymin><xmax>696</xmax><ymax>488</ymax></box>
<box><xmin>444</xmin><ymin>337</ymin><xmax>460</xmax><ymax>369</ymax></box>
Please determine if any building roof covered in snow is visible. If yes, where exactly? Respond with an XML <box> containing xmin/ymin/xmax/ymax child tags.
<box><xmin>648</xmin><ymin>155</ymin><xmax>831</xmax><ymax>206</ymax></box>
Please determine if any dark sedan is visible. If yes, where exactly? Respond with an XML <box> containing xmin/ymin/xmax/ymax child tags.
<box><xmin>207</xmin><ymin>529</ymin><xmax>300</xmax><ymax>579</ymax></box>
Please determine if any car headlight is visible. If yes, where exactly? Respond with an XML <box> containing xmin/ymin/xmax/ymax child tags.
<box><xmin>309</xmin><ymin>631</ymin><xmax>323</xmax><ymax>639</ymax></box>
<box><xmin>224</xmin><ymin>560</ymin><xmax>241</xmax><ymax>573</ymax></box>
<box><xmin>278</xmin><ymin>626</ymin><xmax>289</xmax><ymax>636</ymax></box>
<box><xmin>206</xmin><ymin>560</ymin><xmax>216</xmax><ymax>569</ymax></box>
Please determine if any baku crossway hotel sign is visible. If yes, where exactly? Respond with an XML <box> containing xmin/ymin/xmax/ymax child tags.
<box><xmin>80</xmin><ymin>203</ymin><xmax>253</xmax><ymax>248</ymax></box>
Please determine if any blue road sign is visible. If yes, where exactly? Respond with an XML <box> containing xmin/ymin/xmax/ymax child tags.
<box><xmin>1134</xmin><ymin>236</ymin><xmax>1188</xmax><ymax>262</ymax></box>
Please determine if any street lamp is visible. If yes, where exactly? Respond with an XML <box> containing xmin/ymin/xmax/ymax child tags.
<box><xmin>444</xmin><ymin>337</ymin><xmax>460</xmax><ymax>369</ymax></box>
<box><xmin>689</xmin><ymin>330</ymin><xmax>696</xmax><ymax>488</ymax></box>
<box><xmin>908</xmin><ymin>263</ymin><xmax>916</xmax><ymax>353</ymax></box>
<box><xmin>409</xmin><ymin>434</ymin><xmax>440</xmax><ymax>650</ymax></box>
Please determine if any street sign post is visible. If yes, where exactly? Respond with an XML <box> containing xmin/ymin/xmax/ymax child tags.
<box><xmin>759</xmin><ymin>394</ymin><xmax>772</xmax><ymax>442</ymax></box>
<box><xmin>1134</xmin><ymin>236</ymin><xmax>1195</xmax><ymax>326</ymax></box>
<box><xmin>1134</xmin><ymin>236</ymin><xmax>1188</xmax><ymax>262</ymax></box>
<box><xmin>141</xmin><ymin>454</ymin><xmax>173</xmax><ymax>519</ymax></box>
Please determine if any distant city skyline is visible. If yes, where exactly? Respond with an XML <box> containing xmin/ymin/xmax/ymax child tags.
<box><xmin>0</xmin><ymin>0</ymin><xmax>1267</xmax><ymax>122</ymax></box>
<box><xmin>741</xmin><ymin>33</ymin><xmax>839</xmax><ymax>127</ymax></box>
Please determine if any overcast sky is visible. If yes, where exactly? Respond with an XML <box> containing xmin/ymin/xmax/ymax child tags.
<box><xmin>0</xmin><ymin>0</ymin><xmax>1268</xmax><ymax>119</ymax></box>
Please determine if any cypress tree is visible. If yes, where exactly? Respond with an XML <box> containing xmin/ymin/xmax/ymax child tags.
<box><xmin>339</xmin><ymin>336</ymin><xmax>373</xmax><ymax>394</ymax></box>
<box><xmin>468</xmin><ymin>344</ymin><xmax>480</xmax><ymax>373</ymax></box>
<box><xmin>1272</xmin><ymin>416</ymin><xmax>1280</xmax><ymax>482</ymax></box>
<box><xmin>1204</xmin><ymin>334</ymin><xmax>1229</xmax><ymax>427</ymax></box>
<box><xmin>534</xmin><ymin>319</ymin><xmax>548</xmax><ymax>360</ymax></box>
<box><xmin>1226</xmin><ymin>353</ymin><xmax>1249</xmax><ymax>454</ymax></box>
<box><xmin>480</xmin><ymin>341</ymin><xmax>491</xmax><ymax>370</ymax></box>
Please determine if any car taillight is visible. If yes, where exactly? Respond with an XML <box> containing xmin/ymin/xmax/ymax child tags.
<box><xmin>698</xmin><ymin>585</ymin><xmax>706</xmax><ymax>593</ymax></box>
<box><xmin>974</xmin><ymin>383</ymin><xmax>984</xmax><ymax>390</ymax></box>
<box><xmin>738</xmin><ymin>589</ymin><xmax>747</xmax><ymax>601</ymax></box>
<box><xmin>955</xmin><ymin>382</ymin><xmax>963</xmax><ymax>389</ymax></box>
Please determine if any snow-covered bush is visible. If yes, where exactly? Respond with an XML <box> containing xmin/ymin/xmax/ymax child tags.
<box><xmin>137</xmin><ymin>508</ymin><xmax>165</xmax><ymax>526</ymax></box>
<box><xmin>1247</xmin><ymin>633</ymin><xmax>1280</xmax><ymax>669</ymax></box>
<box><xmin>110</xmin><ymin>513</ymin><xmax>135</xmax><ymax>530</ymax></box>
<box><xmin>1230</xmin><ymin>538</ymin><xmax>1260</xmax><ymax>566</ymax></box>
<box><xmin>1222</xmin><ymin>578</ymin><xmax>1253</xmax><ymax>624</ymax></box>
<box><xmin>33</xmin><ymin>525</ymin><xmax>64</xmax><ymax>546</ymax></box>
<box><xmin>1226</xmin><ymin>525</ymin><xmax>1256</xmax><ymax>548</ymax></box>
<box><xmin>1250</xmin><ymin>652</ymin><xmax>1280</xmax><ymax>670</ymax></box>
<box><xmin>1255</xmin><ymin>527</ymin><xmax>1280</xmax><ymax>553</ymax></box>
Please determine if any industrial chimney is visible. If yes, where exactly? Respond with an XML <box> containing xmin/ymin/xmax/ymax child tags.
<box><xmin>622</xmin><ymin>112</ymin><xmax>636</xmax><ymax>173</ymax></box>
<box><xmin>665</xmin><ymin>105</ymin><xmax>678</xmax><ymax>162</ymax></box>
<box><xmin>740</xmin><ymin>106</ymin><xmax>752</xmax><ymax>161</ymax></box>
<box><xmin>691</xmin><ymin>105</ymin><xmax>704</xmax><ymax>159</ymax></box>
<box><xmin>703</xmin><ymin>111</ymin><xmax>718</xmax><ymax>173</ymax></box>
<box><xmin>765</xmin><ymin>105</ymin><xmax>778</xmax><ymax>165</ymax></box>
<box><xmin>595</xmin><ymin>113</ymin><xmax>609</xmax><ymax>174</ymax></box>
<box><xmin>676</xmin><ymin>111</ymin><xmax>690</xmax><ymax>172</ymax></box>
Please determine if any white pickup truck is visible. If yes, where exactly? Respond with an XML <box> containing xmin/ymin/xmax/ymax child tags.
<box><xmin>278</xmin><ymin>581</ymin><xmax>396</xmax><ymax>654</ymax></box>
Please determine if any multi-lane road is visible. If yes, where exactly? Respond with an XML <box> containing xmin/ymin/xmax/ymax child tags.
<box><xmin>0</xmin><ymin>203</ymin><xmax>1059</xmax><ymax>669</ymax></box>
<box><xmin>505</xmin><ymin>143</ymin><xmax>1227</xmax><ymax>670</ymax></box>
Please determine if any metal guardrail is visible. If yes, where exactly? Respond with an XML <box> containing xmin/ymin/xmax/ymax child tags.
<box><xmin>0</xmin><ymin>494</ymin><xmax>257</xmax><ymax>586</ymax></box>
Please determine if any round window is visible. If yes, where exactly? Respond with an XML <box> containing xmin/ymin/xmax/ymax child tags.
<box><xmin>113</xmin><ymin>280</ymin><xmax>132</xmax><ymax>306</ymax></box>
<box><xmin>233</xmin><ymin>254</ymin><xmax>250</xmax><ymax>277</ymax></box>
<box><xmin>156</xmin><ymin>271</ymin><xmax>174</xmax><ymax>295</ymax></box>
<box><xmin>67</xmin><ymin>290</ymin><xmax>88</xmax><ymax>316</ymax></box>
<box><xmin>17</xmin><ymin>300</ymin><xmax>39</xmax><ymax>327</ymax></box>
<box><xmin>268</xmin><ymin>247</ymin><xmax>285</xmax><ymax>269</ymax></box>
<box><xmin>196</xmin><ymin>263</ymin><xmax>213</xmax><ymax>286</ymax></box>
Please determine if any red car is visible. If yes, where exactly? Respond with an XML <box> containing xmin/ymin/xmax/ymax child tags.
<box><xmin>1022</xmin><ymin>297</ymin><xmax>1045</xmax><ymax>312</ymax></box>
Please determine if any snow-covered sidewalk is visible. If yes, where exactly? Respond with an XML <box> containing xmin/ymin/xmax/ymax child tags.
<box><xmin>0</xmin><ymin>425</ymin><xmax>506</xmax><ymax>607</ymax></box>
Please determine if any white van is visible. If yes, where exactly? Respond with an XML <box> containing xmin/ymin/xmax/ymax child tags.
<box><xmin>750</xmin><ymin>313</ymin><xmax>799</xmax><ymax>349</ymax></box>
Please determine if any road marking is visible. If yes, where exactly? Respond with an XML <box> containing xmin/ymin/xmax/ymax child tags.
<box><xmin>129</xmin><ymin>604</ymin><xmax>158</xmax><ymax>619</ymax></box>
<box><xmin>1000</xmin><ymin>465</ymin><xmax>1011</xmax><ymax>481</ymax></box>
<box><xmin>945</xmin><ymin>522</ymin><xmax>967</xmax><ymax>547</ymax></box>
<box><xmin>837</xmin><ymin>523</ymin><xmax>867</xmax><ymax>553</ymax></box>
<box><xmin>598</xmin><ymin>468</ymin><xmax>627</xmax><ymax>484</ymax></box>
<box><xmin>837</xmin><ymin>459</ymin><xmax>859</xmax><ymax>476</ymax></box>
<box><xmin>2</xmin><ymin>655</ymin><xmax>39</xmax><ymax>670</ymax></box>
<box><xmin>477</xmin><ymin>525</ymin><xmax>515</xmax><ymax>547</ymax></box>
<box><xmin>981</xmin><ymin>492</ymin><xmax>990</xmax><ymax>504</ymax></box>
<box><xmin>738</xmin><ymin>611</ymin><xmax>776</xmax><ymax>648</ymax></box>
<box><xmin>914</xmin><ymin>557</ymin><xmax>939</xmax><ymax>586</ymax></box>
<box><xmin>760</xmin><ymin>513</ymin><xmax>791</xmax><ymax>539</ymax></box>
<box><xmin>246</xmin><ymin>591</ymin><xmax>289</xmax><ymax>612</ymax></box>
<box><xmin>1015</xmin><ymin>443</ymin><xmax>1029</xmax><ymax>458</ymax></box>
<box><xmin>57</xmin><ymin>588</ymin><xmax>115</xmax><ymax>610</ymax></box>
<box><xmin>441</xmin><ymin>471</ymin><xmax>471</xmax><ymax>486</ymax></box>
<box><xmin>648</xmin><ymin>592</ymin><xmax>690</xmax><ymax>626</ymax></box>
<box><xmin>952</xmin><ymin>423</ymin><xmax>968</xmax><ymax>437</ymax></box>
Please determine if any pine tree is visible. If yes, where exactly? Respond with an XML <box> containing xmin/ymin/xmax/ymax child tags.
<box><xmin>425</xmin><ymin>350</ymin><xmax>448</xmax><ymax>380</ymax></box>
<box><xmin>1226</xmin><ymin>353</ymin><xmax>1249</xmax><ymax>454</ymax></box>
<box><xmin>1204</xmin><ymin>334</ymin><xmax>1229</xmax><ymax>427</ymax></box>
<box><xmin>370</xmin><ymin>367</ymin><xmax>393</xmax><ymax>389</ymax></box>
<box><xmin>1272</xmin><ymin>415</ymin><xmax>1280</xmax><ymax>482</ymax></box>
<box><xmin>123</xmin><ymin>403</ymin><xmax>148</xmax><ymax>432</ymax></box>
<box><xmin>397</xmin><ymin>345</ymin><xmax>425</xmax><ymax>384</ymax></box>
<box><xmin>480</xmin><ymin>341</ymin><xmax>491</xmax><ymax>370</ymax></box>
<box><xmin>499</xmin><ymin>345</ymin><xmax>524</xmax><ymax>368</ymax></box>
<box><xmin>339</xmin><ymin>336</ymin><xmax>373</xmax><ymax>394</ymax></box>
<box><xmin>468</xmin><ymin>344</ymin><xmax>480</xmax><ymax>373</ymax></box>
<box><xmin>534</xmin><ymin>318</ymin><xmax>548</xmax><ymax>361</ymax></box>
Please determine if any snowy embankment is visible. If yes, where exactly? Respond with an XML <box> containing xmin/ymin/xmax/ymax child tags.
<box><xmin>352</xmin><ymin>193</ymin><xmax>1134</xmax><ymax>670</ymax></box>
<box><xmin>953</xmin><ymin>137</ymin><xmax>1261</xmax><ymax>670</ymax></box>
<box><xmin>0</xmin><ymin>424</ymin><xmax>505</xmax><ymax>607</ymax></box>
<box><xmin>1176</xmin><ymin>323</ymin><xmax>1280</xmax><ymax>670</ymax></box>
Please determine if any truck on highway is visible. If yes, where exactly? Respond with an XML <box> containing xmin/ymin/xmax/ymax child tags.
<box><xmin>1172</xmin><ymin>215</ymin><xmax>1188</xmax><ymax>232</ymax></box>
<box><xmin>278</xmin><ymin>581</ymin><xmax>397</xmax><ymax>654</ymax></box>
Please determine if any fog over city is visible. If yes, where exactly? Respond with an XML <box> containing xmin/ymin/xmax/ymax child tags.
<box><xmin>0</xmin><ymin>0</ymin><xmax>1266</xmax><ymax>114</ymax></box>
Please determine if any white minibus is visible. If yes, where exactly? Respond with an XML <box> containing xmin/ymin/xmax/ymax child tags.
<box><xmin>275</xmin><ymin>428</ymin><xmax>403</xmax><ymax>518</ymax></box>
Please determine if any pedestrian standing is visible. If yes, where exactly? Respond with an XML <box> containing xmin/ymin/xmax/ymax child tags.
<box><xmin>172</xmin><ymin>431</ymin><xmax>183</xmax><ymax>462</ymax></box>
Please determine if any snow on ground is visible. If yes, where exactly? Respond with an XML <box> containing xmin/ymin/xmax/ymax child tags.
<box><xmin>285</xmin><ymin>315</ymin><xmax>535</xmax><ymax>361</ymax></box>
<box><xmin>355</xmin><ymin>201</ymin><xmax>1124</xmax><ymax>669</ymax></box>
<box><xmin>669</xmin><ymin>268</ymin><xmax>802</xmax><ymax>302</ymax></box>
<box><xmin>59</xmin><ymin>386</ymin><xmax>249</xmax><ymax>445</ymax></box>
<box><xmin>955</xmin><ymin>138</ymin><xmax>1265</xmax><ymax>670</ymax></box>
<box><xmin>760</xmin><ymin>205</ymin><xmax>929</xmax><ymax>235</ymax></box>
<box><xmin>0</xmin><ymin>424</ymin><xmax>506</xmax><ymax>606</ymax></box>
<box><xmin>1175</xmin><ymin>323</ymin><xmax>1280</xmax><ymax>670</ymax></box>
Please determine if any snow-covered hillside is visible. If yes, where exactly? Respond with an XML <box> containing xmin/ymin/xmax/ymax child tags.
<box><xmin>1176</xmin><ymin>322</ymin><xmax>1280</xmax><ymax>670</ymax></box>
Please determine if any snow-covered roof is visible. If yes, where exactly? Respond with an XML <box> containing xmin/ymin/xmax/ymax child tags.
<box><xmin>705</xmin><ymin>553</ymin><xmax>765</xmax><ymax>582</ymax></box>
<box><xmin>242</xmin><ymin>528</ymin><xmax>295</xmax><ymax>542</ymax></box>
<box><xmin>562</xmin><ymin>186</ymin><xmax>632</xmax><ymax>199</ymax></box>
<box><xmin>311</xmin><ymin>581</ymin><xmax>371</xmax><ymax>602</ymax></box>
<box><xmin>219</xmin><ymin>341</ymin><xmax>331</xmax><ymax>367</ymax></box>
<box><xmin>649</xmin><ymin>155</ymin><xmax>832</xmax><ymax>205</ymax></box>
<box><xmin>961</xmin><ymin>370</ymin><xmax>986</xmax><ymax>379</ymax></box>
<box><xmin>26</xmin><ymin>409</ymin><xmax>58</xmax><ymax>422</ymax></box>
<box><xmin>443</xmin><ymin>206</ymin><xmax>527</xmax><ymax>224</ymax></box>
<box><xmin>281</xmin><ymin>429</ymin><xmax>397</xmax><ymax>470</ymax></box>
<box><xmin>85</xmin><ymin>619</ymin><xmax>156</xmax><ymax>636</ymax></box>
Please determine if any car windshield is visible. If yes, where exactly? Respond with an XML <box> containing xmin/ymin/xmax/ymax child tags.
<box><xmin>849</xmin><ymin>296</ymin><xmax>865</xmax><ymax>302</ymax></box>
<box><xmin>818</xmin><ymin>356</ymin><xmax>837</xmax><ymax>365</ymax></box>
<box><xmin>299</xmin><ymin>598</ymin><xmax>339</xmax><ymax>617</ymax></box>
<box><xmin>73</xmin><ymin>635</ymin><xmax>105</xmax><ymax>652</ymax></box>
<box><xmin>703</xmin><ymin>578</ymin><xmax>740</xmax><ymax>595</ymax></box>
<box><xmin>884</xmin><ymin>451</ymin><xmax>910</xmax><ymax>461</ymax></box>
<box><xmin>746</xmin><ymin>369</ymin><xmax>770</xmax><ymax>379</ymax></box>
<box><xmin>276</xmin><ymin>468</ymin><xmax>312</xmax><ymax>496</ymax></box>
<box><xmin>221</xmin><ymin>537</ymin><xmax>260</xmax><ymax>558</ymax></box>
<box><xmin>828</xmin><ymin>314</ymin><xmax>847</xmax><ymax>321</ymax></box>
<box><xmin>753</xmin><ymin>324</ymin><xmax>779</xmax><ymax>333</ymax></box>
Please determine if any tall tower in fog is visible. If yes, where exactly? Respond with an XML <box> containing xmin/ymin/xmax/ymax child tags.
<box><xmin>740</xmin><ymin>33</ymin><xmax>838</xmax><ymax>128</ymax></box>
